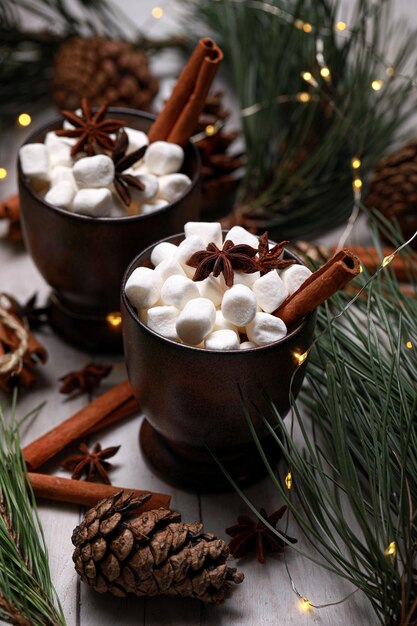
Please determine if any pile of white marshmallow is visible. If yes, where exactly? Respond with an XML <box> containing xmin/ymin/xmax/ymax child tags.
<box><xmin>125</xmin><ymin>222</ymin><xmax>312</xmax><ymax>350</ymax></box>
<box><xmin>19</xmin><ymin>124</ymin><xmax>191</xmax><ymax>217</ymax></box>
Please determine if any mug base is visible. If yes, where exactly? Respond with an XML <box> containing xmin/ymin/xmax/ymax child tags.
<box><xmin>48</xmin><ymin>292</ymin><xmax>123</xmax><ymax>353</ymax></box>
<box><xmin>139</xmin><ymin>419</ymin><xmax>281</xmax><ymax>492</ymax></box>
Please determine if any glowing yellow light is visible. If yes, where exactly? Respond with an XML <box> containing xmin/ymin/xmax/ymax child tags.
<box><xmin>0</xmin><ymin>167</ymin><xmax>7</xmax><ymax>180</ymax></box>
<box><xmin>294</xmin><ymin>19</ymin><xmax>304</xmax><ymax>30</ymax></box>
<box><xmin>384</xmin><ymin>541</ymin><xmax>397</xmax><ymax>558</ymax></box>
<box><xmin>106</xmin><ymin>311</ymin><xmax>122</xmax><ymax>328</ymax></box>
<box><xmin>335</xmin><ymin>21</ymin><xmax>347</xmax><ymax>31</ymax></box>
<box><xmin>351</xmin><ymin>157</ymin><xmax>361</xmax><ymax>169</ymax></box>
<box><xmin>18</xmin><ymin>113</ymin><xmax>32</xmax><ymax>127</ymax></box>
<box><xmin>371</xmin><ymin>79</ymin><xmax>383</xmax><ymax>91</ymax></box>
<box><xmin>294</xmin><ymin>351</ymin><xmax>308</xmax><ymax>365</ymax></box>
<box><xmin>205</xmin><ymin>124</ymin><xmax>217</xmax><ymax>136</ymax></box>
<box><xmin>382</xmin><ymin>254</ymin><xmax>394</xmax><ymax>268</ymax></box>
<box><xmin>406</xmin><ymin>341</ymin><xmax>413</xmax><ymax>349</ymax></box>
<box><xmin>296</xmin><ymin>92</ymin><xmax>311</xmax><ymax>103</ymax></box>
<box><xmin>302</xmin><ymin>22</ymin><xmax>313</xmax><ymax>33</ymax></box>
<box><xmin>359</xmin><ymin>264</ymin><xmax>363</xmax><ymax>273</ymax></box>
<box><xmin>151</xmin><ymin>6</ymin><xmax>164</xmax><ymax>19</ymax></box>
<box><xmin>285</xmin><ymin>471</ymin><xmax>293</xmax><ymax>489</ymax></box>
<box><xmin>320</xmin><ymin>66</ymin><xmax>331</xmax><ymax>79</ymax></box>
<box><xmin>353</xmin><ymin>178</ymin><xmax>362</xmax><ymax>190</ymax></box>
<box><xmin>300</xmin><ymin>597</ymin><xmax>311</xmax><ymax>611</ymax></box>
<box><xmin>302</xmin><ymin>71</ymin><xmax>313</xmax><ymax>83</ymax></box>
<box><xmin>386</xmin><ymin>66</ymin><xmax>395</xmax><ymax>77</ymax></box>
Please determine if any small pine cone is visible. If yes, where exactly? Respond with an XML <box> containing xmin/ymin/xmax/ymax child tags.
<box><xmin>72</xmin><ymin>491</ymin><xmax>244</xmax><ymax>603</ymax></box>
<box><xmin>52</xmin><ymin>36</ymin><xmax>159</xmax><ymax>112</ymax></box>
<box><xmin>366</xmin><ymin>139</ymin><xmax>417</xmax><ymax>248</ymax></box>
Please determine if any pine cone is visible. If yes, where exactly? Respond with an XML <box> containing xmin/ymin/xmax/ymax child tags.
<box><xmin>194</xmin><ymin>89</ymin><xmax>243</xmax><ymax>220</ymax></box>
<box><xmin>72</xmin><ymin>491</ymin><xmax>244</xmax><ymax>603</ymax></box>
<box><xmin>366</xmin><ymin>140</ymin><xmax>417</xmax><ymax>248</ymax></box>
<box><xmin>52</xmin><ymin>36</ymin><xmax>159</xmax><ymax>111</ymax></box>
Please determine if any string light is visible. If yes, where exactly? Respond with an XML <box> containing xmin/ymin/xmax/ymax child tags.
<box><xmin>285</xmin><ymin>471</ymin><xmax>293</xmax><ymax>489</ymax></box>
<box><xmin>335</xmin><ymin>21</ymin><xmax>347</xmax><ymax>31</ymax></box>
<box><xmin>371</xmin><ymin>79</ymin><xmax>384</xmax><ymax>91</ymax></box>
<box><xmin>299</xmin><ymin>597</ymin><xmax>312</xmax><ymax>611</ymax></box>
<box><xmin>294</xmin><ymin>351</ymin><xmax>308</xmax><ymax>365</ymax></box>
<box><xmin>294</xmin><ymin>19</ymin><xmax>304</xmax><ymax>30</ymax></box>
<box><xmin>320</xmin><ymin>66</ymin><xmax>331</xmax><ymax>79</ymax></box>
<box><xmin>302</xmin><ymin>22</ymin><xmax>313</xmax><ymax>33</ymax></box>
<box><xmin>359</xmin><ymin>264</ymin><xmax>363</xmax><ymax>273</ymax></box>
<box><xmin>0</xmin><ymin>167</ymin><xmax>7</xmax><ymax>180</ymax></box>
<box><xmin>386</xmin><ymin>66</ymin><xmax>395</xmax><ymax>77</ymax></box>
<box><xmin>382</xmin><ymin>254</ymin><xmax>394</xmax><ymax>268</ymax></box>
<box><xmin>106</xmin><ymin>311</ymin><xmax>122</xmax><ymax>328</ymax></box>
<box><xmin>151</xmin><ymin>6</ymin><xmax>164</xmax><ymax>19</ymax></box>
<box><xmin>351</xmin><ymin>157</ymin><xmax>361</xmax><ymax>169</ymax></box>
<box><xmin>352</xmin><ymin>178</ymin><xmax>362</xmax><ymax>190</ymax></box>
<box><xmin>406</xmin><ymin>341</ymin><xmax>413</xmax><ymax>349</ymax></box>
<box><xmin>301</xmin><ymin>71</ymin><xmax>313</xmax><ymax>82</ymax></box>
<box><xmin>384</xmin><ymin>541</ymin><xmax>397</xmax><ymax>559</ymax></box>
<box><xmin>17</xmin><ymin>113</ymin><xmax>32</xmax><ymax>127</ymax></box>
<box><xmin>205</xmin><ymin>124</ymin><xmax>217</xmax><ymax>136</ymax></box>
<box><xmin>296</xmin><ymin>92</ymin><xmax>311</xmax><ymax>103</ymax></box>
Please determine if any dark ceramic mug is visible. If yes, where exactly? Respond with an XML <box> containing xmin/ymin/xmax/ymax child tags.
<box><xmin>121</xmin><ymin>232</ymin><xmax>316</xmax><ymax>491</ymax></box>
<box><xmin>17</xmin><ymin>109</ymin><xmax>201</xmax><ymax>351</ymax></box>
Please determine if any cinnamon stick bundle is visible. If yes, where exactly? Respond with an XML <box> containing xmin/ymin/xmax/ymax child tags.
<box><xmin>148</xmin><ymin>37</ymin><xmax>223</xmax><ymax>147</ymax></box>
<box><xmin>28</xmin><ymin>472</ymin><xmax>170</xmax><ymax>510</ymax></box>
<box><xmin>275</xmin><ymin>249</ymin><xmax>360</xmax><ymax>327</ymax></box>
<box><xmin>23</xmin><ymin>380</ymin><xmax>139</xmax><ymax>471</ymax></box>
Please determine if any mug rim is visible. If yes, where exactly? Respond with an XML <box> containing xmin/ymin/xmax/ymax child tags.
<box><xmin>17</xmin><ymin>107</ymin><xmax>201</xmax><ymax>224</ymax></box>
<box><xmin>121</xmin><ymin>231</ymin><xmax>316</xmax><ymax>354</ymax></box>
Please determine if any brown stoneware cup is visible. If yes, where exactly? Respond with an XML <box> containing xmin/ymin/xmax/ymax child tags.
<box><xmin>121</xmin><ymin>233</ymin><xmax>316</xmax><ymax>491</ymax></box>
<box><xmin>18</xmin><ymin>109</ymin><xmax>201</xmax><ymax>352</ymax></box>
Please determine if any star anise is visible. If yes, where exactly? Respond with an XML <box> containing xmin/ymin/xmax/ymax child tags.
<box><xmin>62</xmin><ymin>442</ymin><xmax>120</xmax><ymax>484</ymax></box>
<box><xmin>256</xmin><ymin>231</ymin><xmax>296</xmax><ymax>274</ymax></box>
<box><xmin>187</xmin><ymin>239</ymin><xmax>259</xmax><ymax>287</ymax></box>
<box><xmin>59</xmin><ymin>362</ymin><xmax>113</xmax><ymax>396</ymax></box>
<box><xmin>3</xmin><ymin>293</ymin><xmax>50</xmax><ymax>329</ymax></box>
<box><xmin>110</xmin><ymin>129</ymin><xmax>148</xmax><ymax>206</ymax></box>
<box><xmin>226</xmin><ymin>506</ymin><xmax>297</xmax><ymax>564</ymax></box>
<box><xmin>56</xmin><ymin>98</ymin><xmax>124</xmax><ymax>157</ymax></box>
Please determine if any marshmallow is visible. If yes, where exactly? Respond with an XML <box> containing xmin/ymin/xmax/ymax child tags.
<box><xmin>213</xmin><ymin>310</ymin><xmax>238</xmax><ymax>334</ymax></box>
<box><xmin>147</xmin><ymin>305</ymin><xmax>180</xmax><ymax>341</ymax></box>
<box><xmin>233</xmin><ymin>270</ymin><xmax>261</xmax><ymax>288</ymax></box>
<box><xmin>252</xmin><ymin>271</ymin><xmax>288</xmax><ymax>313</ymax></box>
<box><xmin>48</xmin><ymin>141</ymin><xmax>72</xmax><ymax>168</ymax></box>
<box><xmin>176</xmin><ymin>235</ymin><xmax>206</xmax><ymax>278</ymax></box>
<box><xmin>221</xmin><ymin>284</ymin><xmax>257</xmax><ymax>326</ymax></box>
<box><xmin>72</xmin><ymin>188</ymin><xmax>113</xmax><ymax>216</ymax></box>
<box><xmin>140</xmin><ymin>199</ymin><xmax>169</xmax><ymax>214</ymax></box>
<box><xmin>184</xmin><ymin>222</ymin><xmax>222</xmax><ymax>247</ymax></box>
<box><xmin>205</xmin><ymin>329</ymin><xmax>240</xmax><ymax>350</ymax></box>
<box><xmin>246</xmin><ymin>312</ymin><xmax>287</xmax><ymax>346</ymax></box>
<box><xmin>50</xmin><ymin>165</ymin><xmax>77</xmax><ymax>189</ymax></box>
<box><xmin>151</xmin><ymin>241</ymin><xmax>178</xmax><ymax>266</ymax></box>
<box><xmin>280</xmin><ymin>264</ymin><xmax>313</xmax><ymax>295</ymax></box>
<box><xmin>19</xmin><ymin>143</ymin><xmax>50</xmax><ymax>184</ymax></box>
<box><xmin>196</xmin><ymin>275</ymin><xmax>225</xmax><ymax>307</ymax></box>
<box><xmin>124</xmin><ymin>128</ymin><xmax>149</xmax><ymax>155</ymax></box>
<box><xmin>125</xmin><ymin>267</ymin><xmax>163</xmax><ymax>309</ymax></box>
<box><xmin>160</xmin><ymin>275</ymin><xmax>199</xmax><ymax>309</ymax></box>
<box><xmin>44</xmin><ymin>131</ymin><xmax>76</xmax><ymax>148</ymax></box>
<box><xmin>131</xmin><ymin>161</ymin><xmax>149</xmax><ymax>175</ymax></box>
<box><xmin>44</xmin><ymin>181</ymin><xmax>76</xmax><ymax>209</ymax></box>
<box><xmin>154</xmin><ymin>258</ymin><xmax>186</xmax><ymax>282</ymax></box>
<box><xmin>240</xmin><ymin>341</ymin><xmax>257</xmax><ymax>350</ymax></box>
<box><xmin>226</xmin><ymin>225</ymin><xmax>259</xmax><ymax>248</ymax></box>
<box><xmin>73</xmin><ymin>155</ymin><xmax>115</xmax><ymax>188</ymax></box>
<box><xmin>158</xmin><ymin>174</ymin><xmax>191</xmax><ymax>203</ymax></box>
<box><xmin>176</xmin><ymin>297</ymin><xmax>216</xmax><ymax>345</ymax></box>
<box><xmin>130</xmin><ymin>174</ymin><xmax>159</xmax><ymax>202</ymax></box>
<box><xmin>144</xmin><ymin>141</ymin><xmax>184</xmax><ymax>176</ymax></box>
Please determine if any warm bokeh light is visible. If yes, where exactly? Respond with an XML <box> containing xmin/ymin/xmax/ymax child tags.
<box><xmin>303</xmin><ymin>22</ymin><xmax>313</xmax><ymax>33</ymax></box>
<box><xmin>106</xmin><ymin>311</ymin><xmax>122</xmax><ymax>328</ymax></box>
<box><xmin>382</xmin><ymin>254</ymin><xmax>394</xmax><ymax>268</ymax></box>
<box><xmin>0</xmin><ymin>167</ymin><xmax>7</xmax><ymax>180</ymax></box>
<box><xmin>18</xmin><ymin>113</ymin><xmax>32</xmax><ymax>127</ymax></box>
<box><xmin>205</xmin><ymin>124</ymin><xmax>217</xmax><ymax>136</ymax></box>
<box><xmin>384</xmin><ymin>541</ymin><xmax>397</xmax><ymax>558</ymax></box>
<box><xmin>335</xmin><ymin>21</ymin><xmax>347</xmax><ymax>31</ymax></box>
<box><xmin>406</xmin><ymin>341</ymin><xmax>413</xmax><ymax>349</ymax></box>
<box><xmin>294</xmin><ymin>351</ymin><xmax>308</xmax><ymax>365</ymax></box>
<box><xmin>151</xmin><ymin>6</ymin><xmax>164</xmax><ymax>19</ymax></box>
<box><xmin>352</xmin><ymin>178</ymin><xmax>363</xmax><ymax>190</ymax></box>
<box><xmin>371</xmin><ymin>79</ymin><xmax>383</xmax><ymax>91</ymax></box>
<box><xmin>320</xmin><ymin>66</ymin><xmax>330</xmax><ymax>79</ymax></box>
<box><xmin>351</xmin><ymin>157</ymin><xmax>361</xmax><ymax>169</ymax></box>
<box><xmin>302</xmin><ymin>71</ymin><xmax>313</xmax><ymax>83</ymax></box>
<box><xmin>386</xmin><ymin>66</ymin><xmax>395</xmax><ymax>77</ymax></box>
<box><xmin>285</xmin><ymin>471</ymin><xmax>293</xmax><ymax>489</ymax></box>
<box><xmin>300</xmin><ymin>597</ymin><xmax>312</xmax><ymax>611</ymax></box>
<box><xmin>296</xmin><ymin>92</ymin><xmax>311</xmax><ymax>103</ymax></box>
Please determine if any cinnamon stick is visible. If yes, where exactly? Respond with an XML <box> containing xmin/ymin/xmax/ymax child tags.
<box><xmin>23</xmin><ymin>380</ymin><xmax>135</xmax><ymax>471</ymax></box>
<box><xmin>331</xmin><ymin>245</ymin><xmax>416</xmax><ymax>283</ymax></box>
<box><xmin>275</xmin><ymin>249</ymin><xmax>360</xmax><ymax>327</ymax></box>
<box><xmin>84</xmin><ymin>396</ymin><xmax>139</xmax><ymax>436</ymax></box>
<box><xmin>0</xmin><ymin>194</ymin><xmax>20</xmax><ymax>222</ymax></box>
<box><xmin>148</xmin><ymin>37</ymin><xmax>223</xmax><ymax>146</ymax></box>
<box><xmin>28</xmin><ymin>472</ymin><xmax>170</xmax><ymax>510</ymax></box>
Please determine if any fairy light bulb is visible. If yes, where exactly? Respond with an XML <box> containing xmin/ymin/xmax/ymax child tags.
<box><xmin>371</xmin><ymin>79</ymin><xmax>383</xmax><ymax>91</ymax></box>
<box><xmin>335</xmin><ymin>21</ymin><xmax>347</xmax><ymax>31</ymax></box>
<box><xmin>296</xmin><ymin>92</ymin><xmax>311</xmax><ymax>103</ymax></box>
<box><xmin>0</xmin><ymin>167</ymin><xmax>7</xmax><ymax>180</ymax></box>
<box><xmin>359</xmin><ymin>264</ymin><xmax>363</xmax><ymax>273</ymax></box>
<box><xmin>352</xmin><ymin>178</ymin><xmax>362</xmax><ymax>190</ymax></box>
<box><xmin>285</xmin><ymin>471</ymin><xmax>293</xmax><ymax>489</ymax></box>
<box><xmin>384</xmin><ymin>541</ymin><xmax>397</xmax><ymax>558</ymax></box>
<box><xmin>300</xmin><ymin>597</ymin><xmax>311</xmax><ymax>611</ymax></box>
<box><xmin>294</xmin><ymin>19</ymin><xmax>304</xmax><ymax>30</ymax></box>
<box><xmin>351</xmin><ymin>157</ymin><xmax>361</xmax><ymax>169</ymax></box>
<box><xmin>406</xmin><ymin>341</ymin><xmax>413</xmax><ymax>349</ymax></box>
<box><xmin>302</xmin><ymin>22</ymin><xmax>313</xmax><ymax>33</ymax></box>
<box><xmin>205</xmin><ymin>124</ymin><xmax>217</xmax><ymax>136</ymax></box>
<box><xmin>320</xmin><ymin>66</ymin><xmax>331</xmax><ymax>79</ymax></box>
<box><xmin>18</xmin><ymin>113</ymin><xmax>32</xmax><ymax>127</ymax></box>
<box><xmin>106</xmin><ymin>311</ymin><xmax>122</xmax><ymax>328</ymax></box>
<box><xmin>386</xmin><ymin>66</ymin><xmax>395</xmax><ymax>77</ymax></box>
<box><xmin>382</xmin><ymin>254</ymin><xmax>394</xmax><ymax>268</ymax></box>
<box><xmin>302</xmin><ymin>71</ymin><xmax>313</xmax><ymax>83</ymax></box>
<box><xmin>294</xmin><ymin>351</ymin><xmax>308</xmax><ymax>365</ymax></box>
<box><xmin>151</xmin><ymin>6</ymin><xmax>164</xmax><ymax>19</ymax></box>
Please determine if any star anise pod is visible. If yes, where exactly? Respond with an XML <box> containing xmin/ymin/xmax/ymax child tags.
<box><xmin>3</xmin><ymin>293</ymin><xmax>50</xmax><ymax>329</ymax></box>
<box><xmin>62</xmin><ymin>442</ymin><xmax>120</xmax><ymax>484</ymax></box>
<box><xmin>187</xmin><ymin>239</ymin><xmax>259</xmax><ymax>287</ymax></box>
<box><xmin>56</xmin><ymin>97</ymin><xmax>124</xmax><ymax>157</ymax></box>
<box><xmin>226</xmin><ymin>506</ymin><xmax>297</xmax><ymax>564</ymax></box>
<box><xmin>256</xmin><ymin>231</ymin><xmax>296</xmax><ymax>274</ymax></box>
<box><xmin>59</xmin><ymin>362</ymin><xmax>113</xmax><ymax>396</ymax></box>
<box><xmin>110</xmin><ymin>129</ymin><xmax>148</xmax><ymax>206</ymax></box>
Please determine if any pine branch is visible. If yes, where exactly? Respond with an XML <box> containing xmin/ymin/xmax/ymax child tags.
<box><xmin>0</xmin><ymin>395</ymin><xmax>66</xmax><ymax>626</ymax></box>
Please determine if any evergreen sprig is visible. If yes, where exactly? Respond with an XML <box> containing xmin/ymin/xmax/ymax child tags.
<box><xmin>241</xmin><ymin>220</ymin><xmax>417</xmax><ymax>625</ymax></box>
<box><xmin>0</xmin><ymin>394</ymin><xmax>66</xmax><ymax>626</ymax></box>
<box><xmin>186</xmin><ymin>0</ymin><xmax>417</xmax><ymax>239</ymax></box>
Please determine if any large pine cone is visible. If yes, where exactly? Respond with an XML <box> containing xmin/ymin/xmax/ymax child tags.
<box><xmin>366</xmin><ymin>140</ymin><xmax>417</xmax><ymax>248</ymax></box>
<box><xmin>52</xmin><ymin>36</ymin><xmax>158</xmax><ymax>111</ymax></box>
<box><xmin>72</xmin><ymin>491</ymin><xmax>244</xmax><ymax>603</ymax></box>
